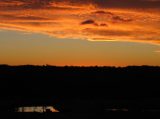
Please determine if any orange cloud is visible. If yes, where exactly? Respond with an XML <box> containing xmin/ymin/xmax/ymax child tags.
<box><xmin>0</xmin><ymin>0</ymin><xmax>160</xmax><ymax>44</ymax></box>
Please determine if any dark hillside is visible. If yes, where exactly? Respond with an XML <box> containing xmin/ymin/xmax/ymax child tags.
<box><xmin>0</xmin><ymin>65</ymin><xmax>160</xmax><ymax>113</ymax></box>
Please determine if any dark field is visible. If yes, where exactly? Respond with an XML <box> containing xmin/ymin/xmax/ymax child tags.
<box><xmin>0</xmin><ymin>65</ymin><xmax>160</xmax><ymax>118</ymax></box>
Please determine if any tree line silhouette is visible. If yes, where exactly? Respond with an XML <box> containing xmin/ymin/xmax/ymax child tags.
<box><xmin>0</xmin><ymin>64</ymin><xmax>160</xmax><ymax>113</ymax></box>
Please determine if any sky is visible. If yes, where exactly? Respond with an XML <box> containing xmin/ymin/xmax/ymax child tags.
<box><xmin>0</xmin><ymin>0</ymin><xmax>160</xmax><ymax>66</ymax></box>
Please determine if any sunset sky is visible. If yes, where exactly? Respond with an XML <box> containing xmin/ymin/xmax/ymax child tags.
<box><xmin>0</xmin><ymin>0</ymin><xmax>160</xmax><ymax>66</ymax></box>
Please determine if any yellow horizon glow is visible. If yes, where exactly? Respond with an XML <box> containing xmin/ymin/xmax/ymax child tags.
<box><xmin>0</xmin><ymin>0</ymin><xmax>160</xmax><ymax>66</ymax></box>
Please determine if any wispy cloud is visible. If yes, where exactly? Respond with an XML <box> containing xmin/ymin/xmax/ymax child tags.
<box><xmin>0</xmin><ymin>0</ymin><xmax>160</xmax><ymax>44</ymax></box>
<box><xmin>81</xmin><ymin>19</ymin><xmax>97</xmax><ymax>25</ymax></box>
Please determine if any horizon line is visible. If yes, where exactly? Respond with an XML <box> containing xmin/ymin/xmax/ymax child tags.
<box><xmin>0</xmin><ymin>64</ymin><xmax>160</xmax><ymax>68</ymax></box>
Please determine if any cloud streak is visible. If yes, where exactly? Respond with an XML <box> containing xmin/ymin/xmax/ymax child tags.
<box><xmin>0</xmin><ymin>0</ymin><xmax>160</xmax><ymax>44</ymax></box>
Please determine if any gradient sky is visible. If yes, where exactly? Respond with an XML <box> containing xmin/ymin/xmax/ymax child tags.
<box><xmin>0</xmin><ymin>0</ymin><xmax>160</xmax><ymax>66</ymax></box>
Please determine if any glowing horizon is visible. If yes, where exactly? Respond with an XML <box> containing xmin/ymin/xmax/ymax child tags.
<box><xmin>0</xmin><ymin>0</ymin><xmax>160</xmax><ymax>66</ymax></box>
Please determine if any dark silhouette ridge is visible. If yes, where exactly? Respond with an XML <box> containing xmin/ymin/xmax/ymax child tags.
<box><xmin>0</xmin><ymin>64</ymin><xmax>160</xmax><ymax>113</ymax></box>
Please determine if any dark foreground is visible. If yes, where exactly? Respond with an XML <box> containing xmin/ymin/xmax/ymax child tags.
<box><xmin>2</xmin><ymin>112</ymin><xmax>160</xmax><ymax>119</ymax></box>
<box><xmin>0</xmin><ymin>65</ymin><xmax>160</xmax><ymax>117</ymax></box>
